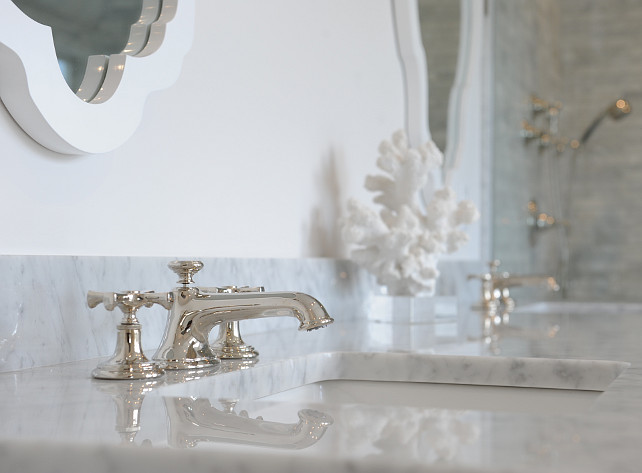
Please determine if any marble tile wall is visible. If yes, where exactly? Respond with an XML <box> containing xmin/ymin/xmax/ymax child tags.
<box><xmin>557</xmin><ymin>0</ymin><xmax>642</xmax><ymax>301</ymax></box>
<box><xmin>492</xmin><ymin>0</ymin><xmax>642</xmax><ymax>302</ymax></box>
<box><xmin>492</xmin><ymin>0</ymin><xmax>561</xmax><ymax>283</ymax></box>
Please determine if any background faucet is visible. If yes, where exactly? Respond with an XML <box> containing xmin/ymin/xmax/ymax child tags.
<box><xmin>468</xmin><ymin>260</ymin><xmax>559</xmax><ymax>315</ymax></box>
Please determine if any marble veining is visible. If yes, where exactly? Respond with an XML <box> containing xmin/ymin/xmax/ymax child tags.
<box><xmin>3</xmin><ymin>255</ymin><xmax>642</xmax><ymax>472</ymax></box>
<box><xmin>0</xmin><ymin>255</ymin><xmax>479</xmax><ymax>373</ymax></box>
<box><xmin>516</xmin><ymin>301</ymin><xmax>642</xmax><ymax>314</ymax></box>
<box><xmin>157</xmin><ymin>351</ymin><xmax>627</xmax><ymax>401</ymax></box>
<box><xmin>0</xmin><ymin>311</ymin><xmax>640</xmax><ymax>473</ymax></box>
<box><xmin>0</xmin><ymin>255</ymin><xmax>373</xmax><ymax>372</ymax></box>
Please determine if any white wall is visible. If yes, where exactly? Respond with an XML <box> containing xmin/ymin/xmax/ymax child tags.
<box><xmin>0</xmin><ymin>0</ymin><xmax>405</xmax><ymax>258</ymax></box>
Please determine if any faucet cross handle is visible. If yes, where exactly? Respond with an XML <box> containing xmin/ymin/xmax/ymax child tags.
<box><xmin>190</xmin><ymin>285</ymin><xmax>266</xmax><ymax>361</ymax></box>
<box><xmin>467</xmin><ymin>260</ymin><xmax>503</xmax><ymax>282</ymax></box>
<box><xmin>86</xmin><ymin>290</ymin><xmax>171</xmax><ymax>380</ymax></box>
<box><xmin>222</xmin><ymin>285</ymin><xmax>265</xmax><ymax>293</ymax></box>
<box><xmin>488</xmin><ymin>259</ymin><xmax>501</xmax><ymax>273</ymax></box>
<box><xmin>199</xmin><ymin>285</ymin><xmax>266</xmax><ymax>294</ymax></box>
<box><xmin>236</xmin><ymin>286</ymin><xmax>265</xmax><ymax>293</ymax></box>
<box><xmin>168</xmin><ymin>260</ymin><xmax>204</xmax><ymax>285</ymax></box>
<box><xmin>87</xmin><ymin>290</ymin><xmax>173</xmax><ymax>324</ymax></box>
<box><xmin>207</xmin><ymin>286</ymin><xmax>265</xmax><ymax>361</ymax></box>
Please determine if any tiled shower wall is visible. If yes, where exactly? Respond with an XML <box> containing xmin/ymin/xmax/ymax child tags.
<box><xmin>557</xmin><ymin>1</ymin><xmax>642</xmax><ymax>301</ymax></box>
<box><xmin>492</xmin><ymin>0</ymin><xmax>561</xmax><ymax>278</ymax></box>
<box><xmin>493</xmin><ymin>0</ymin><xmax>642</xmax><ymax>301</ymax></box>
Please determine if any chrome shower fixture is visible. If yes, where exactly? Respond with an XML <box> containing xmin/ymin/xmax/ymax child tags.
<box><xmin>520</xmin><ymin>120</ymin><xmax>545</xmax><ymax>140</ymax></box>
<box><xmin>580</xmin><ymin>98</ymin><xmax>632</xmax><ymax>144</ymax></box>
<box><xmin>520</xmin><ymin>120</ymin><xmax>578</xmax><ymax>152</ymax></box>
<box><xmin>608</xmin><ymin>98</ymin><xmax>632</xmax><ymax>119</ymax></box>
<box><xmin>527</xmin><ymin>200</ymin><xmax>558</xmax><ymax>247</ymax></box>
<box><xmin>529</xmin><ymin>95</ymin><xmax>562</xmax><ymax>115</ymax></box>
<box><xmin>522</xmin><ymin>96</ymin><xmax>576</xmax><ymax>152</ymax></box>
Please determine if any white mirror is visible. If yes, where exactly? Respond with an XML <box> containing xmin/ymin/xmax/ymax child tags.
<box><xmin>11</xmin><ymin>0</ymin><xmax>144</xmax><ymax>94</ymax></box>
<box><xmin>417</xmin><ymin>0</ymin><xmax>460</xmax><ymax>154</ymax></box>
<box><xmin>0</xmin><ymin>0</ymin><xmax>195</xmax><ymax>154</ymax></box>
<box><xmin>393</xmin><ymin>0</ymin><xmax>486</xmax><ymax>260</ymax></box>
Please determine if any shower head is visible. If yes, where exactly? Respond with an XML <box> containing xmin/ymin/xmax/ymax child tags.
<box><xmin>607</xmin><ymin>98</ymin><xmax>632</xmax><ymax>119</ymax></box>
<box><xmin>580</xmin><ymin>98</ymin><xmax>631</xmax><ymax>143</ymax></box>
<box><xmin>580</xmin><ymin>98</ymin><xmax>632</xmax><ymax>144</ymax></box>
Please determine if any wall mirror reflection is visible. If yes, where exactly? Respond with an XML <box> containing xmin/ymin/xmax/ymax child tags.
<box><xmin>11</xmin><ymin>0</ymin><xmax>144</xmax><ymax>93</ymax></box>
<box><xmin>10</xmin><ymin>0</ymin><xmax>164</xmax><ymax>101</ymax></box>
<box><xmin>409</xmin><ymin>0</ymin><xmax>484</xmax><ymax>261</ymax></box>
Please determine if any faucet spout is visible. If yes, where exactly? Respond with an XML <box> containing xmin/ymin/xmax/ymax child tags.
<box><xmin>154</xmin><ymin>289</ymin><xmax>333</xmax><ymax>370</ymax></box>
<box><xmin>495</xmin><ymin>275</ymin><xmax>560</xmax><ymax>291</ymax></box>
<box><xmin>186</xmin><ymin>291</ymin><xmax>333</xmax><ymax>331</ymax></box>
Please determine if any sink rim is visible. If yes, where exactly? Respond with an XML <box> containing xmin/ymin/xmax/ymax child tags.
<box><xmin>153</xmin><ymin>351</ymin><xmax>630</xmax><ymax>401</ymax></box>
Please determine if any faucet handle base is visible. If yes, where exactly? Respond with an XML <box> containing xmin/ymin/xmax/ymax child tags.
<box><xmin>213</xmin><ymin>344</ymin><xmax>259</xmax><ymax>360</ymax></box>
<box><xmin>92</xmin><ymin>323</ymin><xmax>164</xmax><ymax>380</ymax></box>
<box><xmin>212</xmin><ymin>321</ymin><xmax>259</xmax><ymax>360</ymax></box>
<box><xmin>162</xmin><ymin>357</ymin><xmax>221</xmax><ymax>371</ymax></box>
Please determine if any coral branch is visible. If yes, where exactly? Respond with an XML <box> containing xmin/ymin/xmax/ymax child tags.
<box><xmin>341</xmin><ymin>130</ymin><xmax>479</xmax><ymax>296</ymax></box>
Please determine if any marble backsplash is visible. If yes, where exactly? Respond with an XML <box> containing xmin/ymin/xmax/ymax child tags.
<box><xmin>0</xmin><ymin>256</ymin><xmax>481</xmax><ymax>373</ymax></box>
<box><xmin>0</xmin><ymin>256</ymin><xmax>378</xmax><ymax>373</ymax></box>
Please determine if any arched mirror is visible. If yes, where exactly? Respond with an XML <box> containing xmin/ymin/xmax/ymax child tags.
<box><xmin>0</xmin><ymin>0</ymin><xmax>195</xmax><ymax>154</ymax></box>
<box><xmin>393</xmin><ymin>0</ymin><xmax>486</xmax><ymax>260</ymax></box>
<box><xmin>417</xmin><ymin>0</ymin><xmax>460</xmax><ymax>154</ymax></box>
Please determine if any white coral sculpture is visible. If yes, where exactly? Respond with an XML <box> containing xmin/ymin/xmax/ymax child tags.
<box><xmin>342</xmin><ymin>130</ymin><xmax>479</xmax><ymax>296</ymax></box>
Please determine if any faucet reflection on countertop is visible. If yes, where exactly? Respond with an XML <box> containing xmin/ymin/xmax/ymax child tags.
<box><xmin>93</xmin><ymin>378</ymin><xmax>333</xmax><ymax>449</ymax></box>
<box><xmin>165</xmin><ymin>397</ymin><xmax>333</xmax><ymax>449</ymax></box>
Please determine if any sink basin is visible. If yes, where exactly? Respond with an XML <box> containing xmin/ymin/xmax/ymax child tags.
<box><xmin>260</xmin><ymin>379</ymin><xmax>602</xmax><ymax>414</ymax></box>
<box><xmin>157</xmin><ymin>351</ymin><xmax>630</xmax><ymax>413</ymax></box>
<box><xmin>149</xmin><ymin>351</ymin><xmax>630</xmax><ymax>459</ymax></box>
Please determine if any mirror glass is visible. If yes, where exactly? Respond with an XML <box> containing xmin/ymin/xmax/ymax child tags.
<box><xmin>417</xmin><ymin>0</ymin><xmax>460</xmax><ymax>152</ymax></box>
<box><xmin>492</xmin><ymin>0</ymin><xmax>642</xmax><ymax>302</ymax></box>
<box><xmin>11</xmin><ymin>0</ymin><xmax>143</xmax><ymax>93</ymax></box>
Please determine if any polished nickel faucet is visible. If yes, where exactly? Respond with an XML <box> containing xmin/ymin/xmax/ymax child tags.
<box><xmin>88</xmin><ymin>260</ymin><xmax>333</xmax><ymax>379</ymax></box>
<box><xmin>154</xmin><ymin>261</ymin><xmax>334</xmax><ymax>370</ymax></box>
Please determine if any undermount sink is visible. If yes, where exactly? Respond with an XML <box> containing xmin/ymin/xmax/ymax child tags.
<box><xmin>145</xmin><ymin>351</ymin><xmax>631</xmax><ymax>456</ymax></box>
<box><xmin>260</xmin><ymin>379</ymin><xmax>602</xmax><ymax>414</ymax></box>
<box><xmin>157</xmin><ymin>351</ymin><xmax>630</xmax><ymax>415</ymax></box>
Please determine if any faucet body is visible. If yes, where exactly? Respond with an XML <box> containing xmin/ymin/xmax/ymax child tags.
<box><xmin>492</xmin><ymin>274</ymin><xmax>559</xmax><ymax>312</ymax></box>
<box><xmin>153</xmin><ymin>286</ymin><xmax>333</xmax><ymax>370</ymax></box>
<box><xmin>469</xmin><ymin>261</ymin><xmax>559</xmax><ymax>314</ymax></box>
<box><xmin>88</xmin><ymin>261</ymin><xmax>333</xmax><ymax>375</ymax></box>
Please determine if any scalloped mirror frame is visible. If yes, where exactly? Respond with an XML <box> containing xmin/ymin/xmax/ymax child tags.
<box><xmin>0</xmin><ymin>0</ymin><xmax>195</xmax><ymax>155</ymax></box>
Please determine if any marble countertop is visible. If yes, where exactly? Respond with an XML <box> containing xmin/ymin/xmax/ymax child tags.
<box><xmin>1</xmin><ymin>306</ymin><xmax>642</xmax><ymax>473</ymax></box>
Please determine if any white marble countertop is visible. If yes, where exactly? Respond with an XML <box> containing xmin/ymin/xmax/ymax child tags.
<box><xmin>1</xmin><ymin>306</ymin><xmax>642</xmax><ymax>473</ymax></box>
